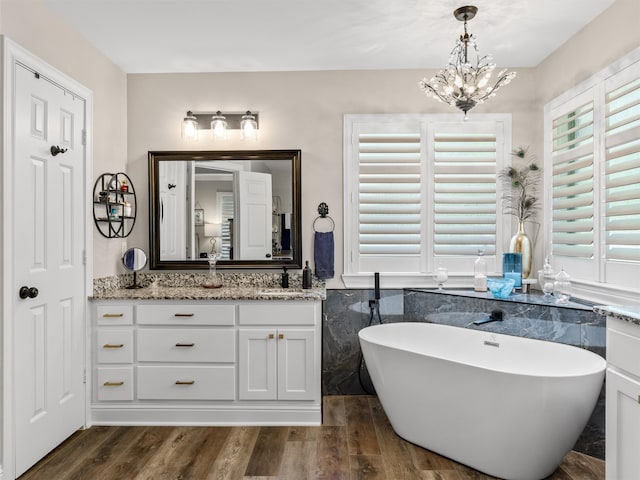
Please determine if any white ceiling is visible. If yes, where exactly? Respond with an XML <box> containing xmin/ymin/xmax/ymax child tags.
<box><xmin>42</xmin><ymin>0</ymin><xmax>617</xmax><ymax>74</ymax></box>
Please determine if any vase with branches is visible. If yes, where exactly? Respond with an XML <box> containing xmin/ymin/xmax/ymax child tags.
<box><xmin>499</xmin><ymin>146</ymin><xmax>541</xmax><ymax>278</ymax></box>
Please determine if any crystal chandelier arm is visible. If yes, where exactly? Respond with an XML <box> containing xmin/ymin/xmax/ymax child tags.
<box><xmin>418</xmin><ymin>78</ymin><xmax>453</xmax><ymax>104</ymax></box>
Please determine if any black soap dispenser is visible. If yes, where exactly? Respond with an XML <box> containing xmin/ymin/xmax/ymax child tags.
<box><xmin>281</xmin><ymin>266</ymin><xmax>289</xmax><ymax>288</ymax></box>
<box><xmin>302</xmin><ymin>261</ymin><xmax>312</xmax><ymax>289</ymax></box>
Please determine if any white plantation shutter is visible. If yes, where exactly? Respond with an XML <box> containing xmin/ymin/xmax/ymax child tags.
<box><xmin>344</xmin><ymin>114</ymin><xmax>511</xmax><ymax>282</ymax></box>
<box><xmin>357</xmin><ymin>131</ymin><xmax>422</xmax><ymax>272</ymax></box>
<box><xmin>545</xmin><ymin>51</ymin><xmax>640</xmax><ymax>297</ymax></box>
<box><xmin>604</xmin><ymin>78</ymin><xmax>640</xmax><ymax>263</ymax></box>
<box><xmin>551</xmin><ymin>101</ymin><xmax>595</xmax><ymax>259</ymax></box>
<box><xmin>218</xmin><ymin>192</ymin><xmax>234</xmax><ymax>260</ymax></box>
<box><xmin>433</xmin><ymin>131</ymin><xmax>497</xmax><ymax>256</ymax></box>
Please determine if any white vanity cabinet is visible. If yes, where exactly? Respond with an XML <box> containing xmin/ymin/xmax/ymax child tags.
<box><xmin>238</xmin><ymin>303</ymin><xmax>318</xmax><ymax>401</ymax></box>
<box><xmin>95</xmin><ymin>304</ymin><xmax>135</xmax><ymax>402</ymax></box>
<box><xmin>606</xmin><ymin>316</ymin><xmax>640</xmax><ymax>480</ymax></box>
<box><xmin>91</xmin><ymin>298</ymin><xmax>322</xmax><ymax>425</ymax></box>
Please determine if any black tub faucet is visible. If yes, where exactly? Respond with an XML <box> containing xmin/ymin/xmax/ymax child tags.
<box><xmin>473</xmin><ymin>309</ymin><xmax>504</xmax><ymax>325</ymax></box>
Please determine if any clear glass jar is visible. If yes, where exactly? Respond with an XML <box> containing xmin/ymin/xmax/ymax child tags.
<box><xmin>202</xmin><ymin>253</ymin><xmax>223</xmax><ymax>288</ymax></box>
<box><xmin>538</xmin><ymin>265</ymin><xmax>555</xmax><ymax>296</ymax></box>
<box><xmin>553</xmin><ymin>268</ymin><xmax>571</xmax><ymax>304</ymax></box>
<box><xmin>473</xmin><ymin>250</ymin><xmax>487</xmax><ymax>292</ymax></box>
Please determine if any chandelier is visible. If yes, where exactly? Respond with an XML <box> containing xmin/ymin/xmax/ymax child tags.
<box><xmin>419</xmin><ymin>5</ymin><xmax>516</xmax><ymax>118</ymax></box>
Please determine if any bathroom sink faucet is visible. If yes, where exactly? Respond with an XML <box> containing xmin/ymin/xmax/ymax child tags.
<box><xmin>473</xmin><ymin>309</ymin><xmax>504</xmax><ymax>325</ymax></box>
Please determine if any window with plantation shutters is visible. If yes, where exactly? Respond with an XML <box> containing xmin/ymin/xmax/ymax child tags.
<box><xmin>433</xmin><ymin>130</ymin><xmax>498</xmax><ymax>257</ymax></box>
<box><xmin>604</xmin><ymin>77</ymin><xmax>640</xmax><ymax>264</ymax></box>
<box><xmin>344</xmin><ymin>114</ymin><xmax>511</xmax><ymax>285</ymax></box>
<box><xmin>545</xmin><ymin>49</ymin><xmax>640</xmax><ymax>300</ymax></box>
<box><xmin>358</xmin><ymin>132</ymin><xmax>422</xmax><ymax>256</ymax></box>
<box><xmin>551</xmin><ymin>100</ymin><xmax>595</xmax><ymax>260</ymax></box>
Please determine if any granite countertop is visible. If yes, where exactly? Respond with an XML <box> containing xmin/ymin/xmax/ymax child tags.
<box><xmin>91</xmin><ymin>272</ymin><xmax>326</xmax><ymax>301</ymax></box>
<box><xmin>593</xmin><ymin>305</ymin><xmax>640</xmax><ymax>326</ymax></box>
<box><xmin>91</xmin><ymin>285</ymin><xmax>325</xmax><ymax>301</ymax></box>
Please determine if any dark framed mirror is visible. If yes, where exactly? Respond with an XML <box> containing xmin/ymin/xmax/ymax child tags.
<box><xmin>149</xmin><ymin>150</ymin><xmax>302</xmax><ymax>270</ymax></box>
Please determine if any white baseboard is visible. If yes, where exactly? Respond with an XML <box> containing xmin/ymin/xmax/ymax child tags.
<box><xmin>91</xmin><ymin>402</ymin><xmax>322</xmax><ymax>426</ymax></box>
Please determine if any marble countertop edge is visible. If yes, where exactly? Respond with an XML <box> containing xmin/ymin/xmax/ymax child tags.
<box><xmin>90</xmin><ymin>285</ymin><xmax>326</xmax><ymax>301</ymax></box>
<box><xmin>593</xmin><ymin>305</ymin><xmax>640</xmax><ymax>325</ymax></box>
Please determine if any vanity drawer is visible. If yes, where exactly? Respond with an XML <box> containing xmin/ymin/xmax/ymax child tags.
<box><xmin>96</xmin><ymin>305</ymin><xmax>133</xmax><ymax>326</ymax></box>
<box><xmin>96</xmin><ymin>329</ymin><xmax>134</xmax><ymax>364</ymax></box>
<box><xmin>137</xmin><ymin>328</ymin><xmax>235</xmax><ymax>363</ymax></box>
<box><xmin>137</xmin><ymin>304</ymin><xmax>235</xmax><ymax>326</ymax></box>
<box><xmin>96</xmin><ymin>367</ymin><xmax>134</xmax><ymax>401</ymax></box>
<box><xmin>608</xmin><ymin>326</ymin><xmax>640</xmax><ymax>378</ymax></box>
<box><xmin>238</xmin><ymin>303</ymin><xmax>316</xmax><ymax>326</ymax></box>
<box><xmin>137</xmin><ymin>365</ymin><xmax>235</xmax><ymax>400</ymax></box>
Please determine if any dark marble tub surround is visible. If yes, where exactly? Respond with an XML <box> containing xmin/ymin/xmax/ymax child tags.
<box><xmin>404</xmin><ymin>289</ymin><xmax>605</xmax><ymax>356</ymax></box>
<box><xmin>322</xmin><ymin>289</ymin><xmax>404</xmax><ymax>396</ymax></box>
<box><xmin>322</xmin><ymin>288</ymin><xmax>606</xmax><ymax>460</ymax></box>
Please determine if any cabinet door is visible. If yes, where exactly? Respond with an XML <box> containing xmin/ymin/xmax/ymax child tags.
<box><xmin>238</xmin><ymin>329</ymin><xmax>277</xmax><ymax>400</ymax></box>
<box><xmin>606</xmin><ymin>369</ymin><xmax>640</xmax><ymax>480</ymax></box>
<box><xmin>278</xmin><ymin>329</ymin><xmax>316</xmax><ymax>401</ymax></box>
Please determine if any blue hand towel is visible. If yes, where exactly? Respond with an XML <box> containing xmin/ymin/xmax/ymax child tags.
<box><xmin>314</xmin><ymin>231</ymin><xmax>334</xmax><ymax>280</ymax></box>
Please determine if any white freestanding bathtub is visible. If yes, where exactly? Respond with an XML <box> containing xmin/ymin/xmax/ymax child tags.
<box><xmin>359</xmin><ymin>322</ymin><xmax>605</xmax><ymax>480</ymax></box>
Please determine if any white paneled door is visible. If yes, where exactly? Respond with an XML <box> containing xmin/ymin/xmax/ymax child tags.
<box><xmin>12</xmin><ymin>63</ymin><xmax>86</xmax><ymax>477</ymax></box>
<box><xmin>234</xmin><ymin>170</ymin><xmax>273</xmax><ymax>260</ymax></box>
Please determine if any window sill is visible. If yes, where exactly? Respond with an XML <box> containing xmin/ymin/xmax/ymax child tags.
<box><xmin>342</xmin><ymin>273</ymin><xmax>639</xmax><ymax>307</ymax></box>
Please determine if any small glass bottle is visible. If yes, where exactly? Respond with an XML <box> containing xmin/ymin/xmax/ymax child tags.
<box><xmin>302</xmin><ymin>261</ymin><xmax>312</xmax><ymax>289</ymax></box>
<box><xmin>553</xmin><ymin>269</ymin><xmax>571</xmax><ymax>304</ymax></box>
<box><xmin>473</xmin><ymin>250</ymin><xmax>487</xmax><ymax>292</ymax></box>
<box><xmin>538</xmin><ymin>260</ymin><xmax>555</xmax><ymax>296</ymax></box>
<box><xmin>202</xmin><ymin>253</ymin><xmax>223</xmax><ymax>288</ymax></box>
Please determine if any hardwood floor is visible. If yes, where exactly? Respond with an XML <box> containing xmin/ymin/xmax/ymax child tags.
<box><xmin>19</xmin><ymin>396</ymin><xmax>604</xmax><ymax>480</ymax></box>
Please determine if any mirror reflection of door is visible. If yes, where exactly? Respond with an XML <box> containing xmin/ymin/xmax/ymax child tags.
<box><xmin>159</xmin><ymin>161</ymin><xmax>190</xmax><ymax>260</ymax></box>
<box><xmin>234</xmin><ymin>171</ymin><xmax>273</xmax><ymax>260</ymax></box>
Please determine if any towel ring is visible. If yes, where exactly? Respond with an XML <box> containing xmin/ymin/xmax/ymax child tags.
<box><xmin>313</xmin><ymin>202</ymin><xmax>335</xmax><ymax>232</ymax></box>
<box><xmin>313</xmin><ymin>215</ymin><xmax>335</xmax><ymax>232</ymax></box>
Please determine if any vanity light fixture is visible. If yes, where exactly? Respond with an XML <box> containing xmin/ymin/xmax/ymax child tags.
<box><xmin>418</xmin><ymin>5</ymin><xmax>516</xmax><ymax>118</ymax></box>
<box><xmin>181</xmin><ymin>110</ymin><xmax>199</xmax><ymax>141</ymax></box>
<box><xmin>240</xmin><ymin>111</ymin><xmax>258</xmax><ymax>141</ymax></box>
<box><xmin>210</xmin><ymin>111</ymin><xmax>228</xmax><ymax>139</ymax></box>
<box><xmin>181</xmin><ymin>110</ymin><xmax>259</xmax><ymax>141</ymax></box>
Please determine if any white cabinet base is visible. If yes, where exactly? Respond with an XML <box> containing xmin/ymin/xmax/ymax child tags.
<box><xmin>606</xmin><ymin>316</ymin><xmax>640</xmax><ymax>480</ymax></box>
<box><xmin>91</xmin><ymin>299</ymin><xmax>322</xmax><ymax>426</ymax></box>
<box><xmin>91</xmin><ymin>402</ymin><xmax>321</xmax><ymax>426</ymax></box>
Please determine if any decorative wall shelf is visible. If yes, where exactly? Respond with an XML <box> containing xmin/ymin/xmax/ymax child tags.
<box><xmin>93</xmin><ymin>172</ymin><xmax>137</xmax><ymax>238</ymax></box>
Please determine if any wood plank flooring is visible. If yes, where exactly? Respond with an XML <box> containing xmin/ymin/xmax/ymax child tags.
<box><xmin>19</xmin><ymin>396</ymin><xmax>604</xmax><ymax>480</ymax></box>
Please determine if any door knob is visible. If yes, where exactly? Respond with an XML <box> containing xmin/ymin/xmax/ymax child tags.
<box><xmin>50</xmin><ymin>145</ymin><xmax>68</xmax><ymax>156</ymax></box>
<box><xmin>19</xmin><ymin>286</ymin><xmax>39</xmax><ymax>299</ymax></box>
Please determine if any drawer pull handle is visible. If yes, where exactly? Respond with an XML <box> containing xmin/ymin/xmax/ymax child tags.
<box><xmin>174</xmin><ymin>313</ymin><xmax>195</xmax><ymax>317</ymax></box>
<box><xmin>103</xmin><ymin>381</ymin><xmax>124</xmax><ymax>387</ymax></box>
<box><xmin>268</xmin><ymin>333</ymin><xmax>274</xmax><ymax>339</ymax></box>
<box><xmin>102</xmin><ymin>313</ymin><xmax>124</xmax><ymax>318</ymax></box>
<box><xmin>103</xmin><ymin>344</ymin><xmax>124</xmax><ymax>349</ymax></box>
<box><xmin>175</xmin><ymin>343</ymin><xmax>195</xmax><ymax>347</ymax></box>
<box><xmin>175</xmin><ymin>380</ymin><xmax>195</xmax><ymax>385</ymax></box>
<box><xmin>278</xmin><ymin>333</ymin><xmax>284</xmax><ymax>340</ymax></box>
